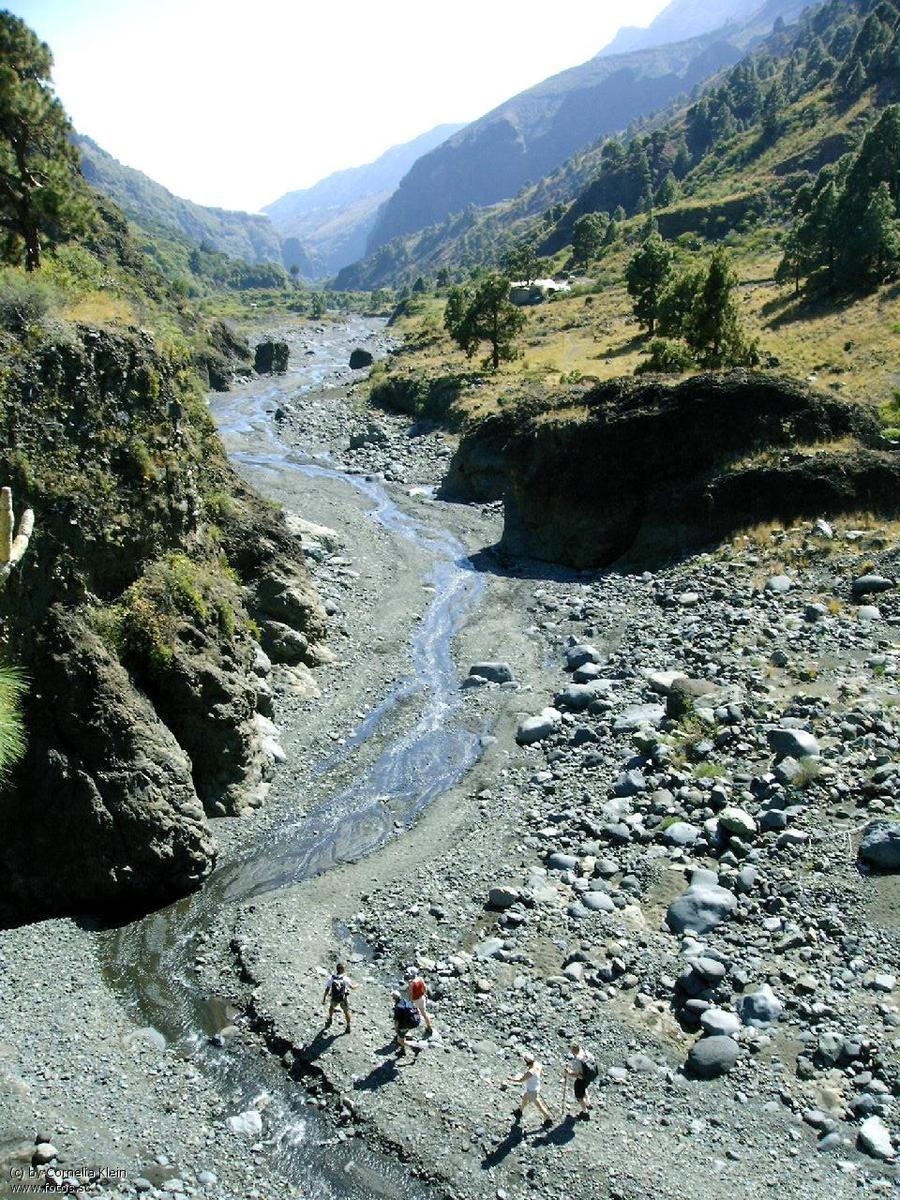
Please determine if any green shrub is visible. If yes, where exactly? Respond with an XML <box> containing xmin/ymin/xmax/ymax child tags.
<box><xmin>0</xmin><ymin>665</ymin><xmax>27</xmax><ymax>779</ymax></box>
<box><xmin>635</xmin><ymin>338</ymin><xmax>697</xmax><ymax>375</ymax></box>
<box><xmin>0</xmin><ymin>268</ymin><xmax>60</xmax><ymax>332</ymax></box>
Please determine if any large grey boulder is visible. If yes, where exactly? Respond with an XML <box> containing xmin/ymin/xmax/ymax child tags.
<box><xmin>857</xmin><ymin>1116</ymin><xmax>895</xmax><ymax>1161</ymax></box>
<box><xmin>254</xmin><ymin>340</ymin><xmax>288</xmax><ymax>374</ymax></box>
<box><xmin>859</xmin><ymin>821</ymin><xmax>900</xmax><ymax>871</ymax></box>
<box><xmin>516</xmin><ymin>707</ymin><xmax>562</xmax><ymax>745</ymax></box>
<box><xmin>736</xmin><ymin>983</ymin><xmax>784</xmax><ymax>1028</ymax></box>
<box><xmin>469</xmin><ymin>661</ymin><xmax>514</xmax><ymax>684</ymax></box>
<box><xmin>851</xmin><ymin>574</ymin><xmax>893</xmax><ymax>597</ymax></box>
<box><xmin>767</xmin><ymin>727</ymin><xmax>820</xmax><ymax>760</ymax></box>
<box><xmin>667</xmin><ymin>873</ymin><xmax>738</xmax><ymax>935</ymax></box>
<box><xmin>565</xmin><ymin>643</ymin><xmax>601</xmax><ymax>670</ymax></box>
<box><xmin>555</xmin><ymin>681</ymin><xmax>610</xmax><ymax>710</ymax></box>
<box><xmin>687</xmin><ymin>1035</ymin><xmax>740</xmax><ymax>1078</ymax></box>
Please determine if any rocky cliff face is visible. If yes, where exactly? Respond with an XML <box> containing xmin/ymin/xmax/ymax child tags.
<box><xmin>445</xmin><ymin>372</ymin><xmax>900</xmax><ymax>568</ymax></box>
<box><xmin>0</xmin><ymin>323</ymin><xmax>326</xmax><ymax>924</ymax></box>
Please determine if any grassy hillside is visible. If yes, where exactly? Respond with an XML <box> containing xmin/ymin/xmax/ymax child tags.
<box><xmin>339</xmin><ymin>0</ymin><xmax>899</xmax><ymax>294</ymax></box>
<box><xmin>75</xmin><ymin>134</ymin><xmax>293</xmax><ymax>269</ymax></box>
<box><xmin>362</xmin><ymin>0</ymin><xmax>900</xmax><ymax>434</ymax></box>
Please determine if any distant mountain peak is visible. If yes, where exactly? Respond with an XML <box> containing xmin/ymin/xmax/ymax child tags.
<box><xmin>261</xmin><ymin>123</ymin><xmax>464</xmax><ymax>276</ymax></box>
<box><xmin>599</xmin><ymin>0</ymin><xmax>774</xmax><ymax>57</ymax></box>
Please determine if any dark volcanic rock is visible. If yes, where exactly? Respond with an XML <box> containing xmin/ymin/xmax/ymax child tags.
<box><xmin>255</xmin><ymin>340</ymin><xmax>289</xmax><ymax>375</ymax></box>
<box><xmin>446</xmin><ymin>372</ymin><xmax>900</xmax><ymax>568</ymax></box>
<box><xmin>859</xmin><ymin>821</ymin><xmax>900</xmax><ymax>871</ymax></box>
<box><xmin>349</xmin><ymin>348</ymin><xmax>374</xmax><ymax>369</ymax></box>
<box><xmin>0</xmin><ymin>608</ymin><xmax>215</xmax><ymax>924</ymax></box>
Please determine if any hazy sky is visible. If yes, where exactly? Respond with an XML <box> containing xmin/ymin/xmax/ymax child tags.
<box><xmin>11</xmin><ymin>0</ymin><xmax>670</xmax><ymax>213</ymax></box>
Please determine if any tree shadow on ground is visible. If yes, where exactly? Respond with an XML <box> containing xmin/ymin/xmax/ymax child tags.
<box><xmin>600</xmin><ymin>332</ymin><xmax>646</xmax><ymax>361</ymax></box>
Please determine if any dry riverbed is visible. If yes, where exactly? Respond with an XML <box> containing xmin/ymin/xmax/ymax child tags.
<box><xmin>2</xmin><ymin>320</ymin><xmax>898</xmax><ymax>1200</ymax></box>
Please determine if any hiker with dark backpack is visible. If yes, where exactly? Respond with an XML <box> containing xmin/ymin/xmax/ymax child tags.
<box><xmin>322</xmin><ymin>962</ymin><xmax>356</xmax><ymax>1034</ymax></box>
<box><xmin>405</xmin><ymin>966</ymin><xmax>433</xmax><ymax>1034</ymax></box>
<box><xmin>564</xmin><ymin>1041</ymin><xmax>598</xmax><ymax>1118</ymax></box>
<box><xmin>391</xmin><ymin>989</ymin><xmax>421</xmax><ymax>1056</ymax></box>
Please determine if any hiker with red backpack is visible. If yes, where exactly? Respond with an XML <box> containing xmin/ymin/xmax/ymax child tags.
<box><xmin>391</xmin><ymin>989</ymin><xmax>421</xmax><ymax>1055</ymax></box>
<box><xmin>405</xmin><ymin>966</ymin><xmax>433</xmax><ymax>1034</ymax></box>
<box><xmin>322</xmin><ymin>962</ymin><xmax>356</xmax><ymax>1034</ymax></box>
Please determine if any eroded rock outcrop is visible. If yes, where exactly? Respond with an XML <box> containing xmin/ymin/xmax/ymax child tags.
<box><xmin>445</xmin><ymin>372</ymin><xmax>900</xmax><ymax>567</ymax></box>
<box><xmin>0</xmin><ymin>325</ymin><xmax>326</xmax><ymax>923</ymax></box>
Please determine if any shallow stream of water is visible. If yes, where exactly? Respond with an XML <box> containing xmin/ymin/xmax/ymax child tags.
<box><xmin>102</xmin><ymin>319</ymin><xmax>486</xmax><ymax>1198</ymax></box>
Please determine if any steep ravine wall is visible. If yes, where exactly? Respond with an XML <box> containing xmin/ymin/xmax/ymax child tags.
<box><xmin>0</xmin><ymin>324</ymin><xmax>326</xmax><ymax>924</ymax></box>
<box><xmin>444</xmin><ymin>372</ymin><xmax>900</xmax><ymax>568</ymax></box>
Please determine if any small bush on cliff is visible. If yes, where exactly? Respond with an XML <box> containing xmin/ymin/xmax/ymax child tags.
<box><xmin>106</xmin><ymin>553</ymin><xmax>241</xmax><ymax>677</ymax></box>
<box><xmin>0</xmin><ymin>267</ymin><xmax>59</xmax><ymax>331</ymax></box>
<box><xmin>0</xmin><ymin>665</ymin><xmax>26</xmax><ymax>779</ymax></box>
<box><xmin>635</xmin><ymin>338</ymin><xmax>697</xmax><ymax>375</ymax></box>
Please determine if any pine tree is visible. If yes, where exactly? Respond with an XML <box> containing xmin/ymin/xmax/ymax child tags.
<box><xmin>0</xmin><ymin>12</ymin><xmax>90</xmax><ymax>270</ymax></box>
<box><xmin>625</xmin><ymin>234</ymin><xmax>673</xmax><ymax>337</ymax></box>
<box><xmin>847</xmin><ymin>181</ymin><xmax>900</xmax><ymax>283</ymax></box>
<box><xmin>571</xmin><ymin>212</ymin><xmax>608</xmax><ymax>266</ymax></box>
<box><xmin>685</xmin><ymin>248</ymin><xmax>754</xmax><ymax>368</ymax></box>
<box><xmin>444</xmin><ymin>274</ymin><xmax>525</xmax><ymax>370</ymax></box>
<box><xmin>655</xmin><ymin>171</ymin><xmax>680</xmax><ymax>207</ymax></box>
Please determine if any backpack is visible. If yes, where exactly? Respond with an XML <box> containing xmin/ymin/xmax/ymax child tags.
<box><xmin>410</xmin><ymin>977</ymin><xmax>426</xmax><ymax>1001</ymax></box>
<box><xmin>581</xmin><ymin>1052</ymin><xmax>599</xmax><ymax>1084</ymax></box>
<box><xmin>394</xmin><ymin>998</ymin><xmax>421</xmax><ymax>1031</ymax></box>
<box><xmin>330</xmin><ymin>975</ymin><xmax>349</xmax><ymax>1003</ymax></box>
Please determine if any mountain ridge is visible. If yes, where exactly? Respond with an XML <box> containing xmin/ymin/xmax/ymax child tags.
<box><xmin>263</xmin><ymin>123</ymin><xmax>464</xmax><ymax>276</ymax></box>
<box><xmin>74</xmin><ymin>134</ymin><xmax>292</xmax><ymax>269</ymax></box>
<box><xmin>363</xmin><ymin>0</ymin><xmax>804</xmax><ymax>257</ymax></box>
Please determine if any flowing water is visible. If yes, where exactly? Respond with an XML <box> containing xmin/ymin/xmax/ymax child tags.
<box><xmin>102</xmin><ymin>319</ymin><xmax>486</xmax><ymax>1198</ymax></box>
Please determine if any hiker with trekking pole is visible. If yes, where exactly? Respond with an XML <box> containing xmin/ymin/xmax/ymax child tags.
<box><xmin>563</xmin><ymin>1040</ymin><xmax>599</xmax><ymax>1118</ymax></box>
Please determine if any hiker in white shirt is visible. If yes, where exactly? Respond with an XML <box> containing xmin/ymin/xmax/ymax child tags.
<box><xmin>506</xmin><ymin>1052</ymin><xmax>553</xmax><ymax>1126</ymax></box>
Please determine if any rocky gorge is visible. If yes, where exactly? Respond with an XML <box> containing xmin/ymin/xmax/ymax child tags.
<box><xmin>0</xmin><ymin>319</ymin><xmax>898</xmax><ymax>1200</ymax></box>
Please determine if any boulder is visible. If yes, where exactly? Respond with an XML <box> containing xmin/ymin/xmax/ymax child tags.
<box><xmin>565</xmin><ymin>643</ymin><xmax>601</xmax><ymax>670</ymax></box>
<box><xmin>349</xmin><ymin>348</ymin><xmax>374</xmax><ymax>369</ymax></box>
<box><xmin>857</xmin><ymin>1116</ymin><xmax>894</xmax><ymax>1161</ymax></box>
<box><xmin>555</xmin><ymin>681</ymin><xmax>610</xmax><ymax>710</ymax></box>
<box><xmin>662</xmin><ymin>821</ymin><xmax>701</xmax><ymax>847</ymax></box>
<box><xmin>227</xmin><ymin>1109</ymin><xmax>263</xmax><ymax>1138</ymax></box>
<box><xmin>851</xmin><ymin>574</ymin><xmax>893</xmax><ymax>597</ymax></box>
<box><xmin>254</xmin><ymin>340</ymin><xmax>289</xmax><ymax>374</ymax></box>
<box><xmin>687</xmin><ymin>1035</ymin><xmax>740</xmax><ymax>1079</ymax></box>
<box><xmin>488</xmin><ymin>886</ymin><xmax>519</xmax><ymax>910</ymax></box>
<box><xmin>667</xmin><ymin>876</ymin><xmax>738</xmax><ymax>935</ymax></box>
<box><xmin>666</xmin><ymin>677</ymin><xmax>717</xmax><ymax>720</ymax></box>
<box><xmin>700</xmin><ymin>1008</ymin><xmax>740</xmax><ymax>1038</ymax></box>
<box><xmin>859</xmin><ymin>821</ymin><xmax>900</xmax><ymax>871</ymax></box>
<box><xmin>736</xmin><ymin>983</ymin><xmax>784</xmax><ymax>1028</ymax></box>
<box><xmin>767</xmin><ymin>727</ymin><xmax>820</xmax><ymax>760</ymax></box>
<box><xmin>613</xmin><ymin>704</ymin><xmax>666</xmax><ymax>733</ymax></box>
<box><xmin>718</xmin><ymin>806</ymin><xmax>757</xmax><ymax>839</ymax></box>
<box><xmin>469</xmin><ymin>662</ymin><xmax>514</xmax><ymax>684</ymax></box>
<box><xmin>516</xmin><ymin>707</ymin><xmax>562</xmax><ymax>745</ymax></box>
